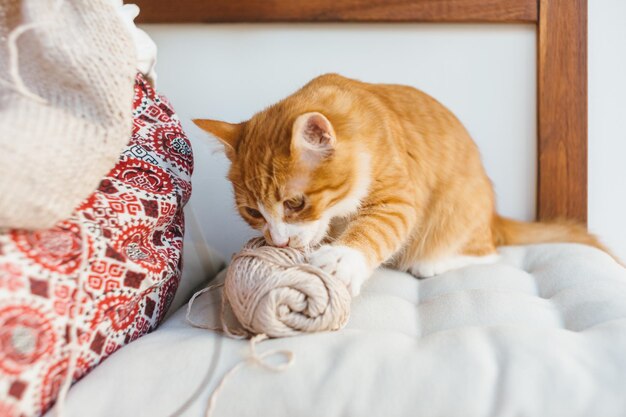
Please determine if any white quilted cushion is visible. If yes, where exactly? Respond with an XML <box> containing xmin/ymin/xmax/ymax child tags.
<box><xmin>50</xmin><ymin>243</ymin><xmax>626</xmax><ymax>417</ymax></box>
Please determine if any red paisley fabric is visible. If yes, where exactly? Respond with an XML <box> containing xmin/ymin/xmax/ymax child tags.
<box><xmin>0</xmin><ymin>75</ymin><xmax>193</xmax><ymax>417</ymax></box>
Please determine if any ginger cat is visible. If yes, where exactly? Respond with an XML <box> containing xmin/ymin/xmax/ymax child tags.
<box><xmin>194</xmin><ymin>73</ymin><xmax>609</xmax><ymax>296</ymax></box>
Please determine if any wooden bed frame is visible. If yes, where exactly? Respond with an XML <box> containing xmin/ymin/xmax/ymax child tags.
<box><xmin>133</xmin><ymin>0</ymin><xmax>588</xmax><ymax>224</ymax></box>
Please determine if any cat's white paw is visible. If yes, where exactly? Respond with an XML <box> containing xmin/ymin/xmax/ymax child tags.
<box><xmin>309</xmin><ymin>245</ymin><xmax>370</xmax><ymax>296</ymax></box>
<box><xmin>410</xmin><ymin>262</ymin><xmax>437</xmax><ymax>278</ymax></box>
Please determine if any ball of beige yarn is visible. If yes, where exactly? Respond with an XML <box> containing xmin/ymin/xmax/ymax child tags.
<box><xmin>224</xmin><ymin>238</ymin><xmax>352</xmax><ymax>338</ymax></box>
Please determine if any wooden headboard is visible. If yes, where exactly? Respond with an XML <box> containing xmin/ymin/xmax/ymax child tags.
<box><xmin>133</xmin><ymin>0</ymin><xmax>588</xmax><ymax>224</ymax></box>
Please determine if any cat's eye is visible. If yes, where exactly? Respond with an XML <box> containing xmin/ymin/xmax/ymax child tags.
<box><xmin>245</xmin><ymin>207</ymin><xmax>263</xmax><ymax>219</ymax></box>
<box><xmin>284</xmin><ymin>196</ymin><xmax>306</xmax><ymax>212</ymax></box>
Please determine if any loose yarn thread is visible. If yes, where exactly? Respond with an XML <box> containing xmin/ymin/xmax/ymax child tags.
<box><xmin>182</xmin><ymin>237</ymin><xmax>352</xmax><ymax>417</ymax></box>
<box><xmin>183</xmin><ymin>284</ymin><xmax>295</xmax><ymax>417</ymax></box>
<box><xmin>202</xmin><ymin>334</ymin><xmax>294</xmax><ymax>417</ymax></box>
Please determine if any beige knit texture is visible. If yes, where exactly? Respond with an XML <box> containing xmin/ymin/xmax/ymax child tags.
<box><xmin>224</xmin><ymin>238</ymin><xmax>352</xmax><ymax>338</ymax></box>
<box><xmin>0</xmin><ymin>0</ymin><xmax>137</xmax><ymax>229</ymax></box>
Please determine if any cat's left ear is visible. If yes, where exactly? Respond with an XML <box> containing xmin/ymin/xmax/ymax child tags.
<box><xmin>193</xmin><ymin>119</ymin><xmax>242</xmax><ymax>159</ymax></box>
<box><xmin>291</xmin><ymin>112</ymin><xmax>336</xmax><ymax>166</ymax></box>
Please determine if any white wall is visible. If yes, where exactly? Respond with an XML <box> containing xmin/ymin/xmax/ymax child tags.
<box><xmin>588</xmin><ymin>0</ymin><xmax>626</xmax><ymax>261</ymax></box>
<box><xmin>142</xmin><ymin>15</ymin><xmax>625</xmax><ymax>262</ymax></box>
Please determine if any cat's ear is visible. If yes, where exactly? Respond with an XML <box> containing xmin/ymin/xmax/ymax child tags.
<box><xmin>291</xmin><ymin>112</ymin><xmax>336</xmax><ymax>166</ymax></box>
<box><xmin>193</xmin><ymin>119</ymin><xmax>242</xmax><ymax>158</ymax></box>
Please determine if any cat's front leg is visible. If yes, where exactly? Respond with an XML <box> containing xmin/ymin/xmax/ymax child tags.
<box><xmin>309</xmin><ymin>199</ymin><xmax>417</xmax><ymax>296</ymax></box>
<box><xmin>309</xmin><ymin>244</ymin><xmax>370</xmax><ymax>296</ymax></box>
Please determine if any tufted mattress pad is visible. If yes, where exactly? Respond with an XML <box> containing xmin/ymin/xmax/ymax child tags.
<box><xmin>49</xmin><ymin>243</ymin><xmax>626</xmax><ymax>417</ymax></box>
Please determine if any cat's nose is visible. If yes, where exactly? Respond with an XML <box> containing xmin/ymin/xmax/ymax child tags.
<box><xmin>273</xmin><ymin>238</ymin><xmax>290</xmax><ymax>248</ymax></box>
<box><xmin>267</xmin><ymin>224</ymin><xmax>289</xmax><ymax>247</ymax></box>
<box><xmin>268</xmin><ymin>230</ymin><xmax>289</xmax><ymax>247</ymax></box>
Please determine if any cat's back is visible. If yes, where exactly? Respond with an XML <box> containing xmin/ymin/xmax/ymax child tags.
<box><xmin>294</xmin><ymin>74</ymin><xmax>473</xmax><ymax>160</ymax></box>
<box><xmin>302</xmin><ymin>74</ymin><xmax>462</xmax><ymax>127</ymax></box>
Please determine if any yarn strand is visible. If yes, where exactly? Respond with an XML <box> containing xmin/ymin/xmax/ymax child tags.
<box><xmin>178</xmin><ymin>236</ymin><xmax>351</xmax><ymax>417</ymax></box>
<box><xmin>185</xmin><ymin>281</ymin><xmax>248</xmax><ymax>338</ymax></box>
<box><xmin>184</xmin><ymin>280</ymin><xmax>294</xmax><ymax>417</ymax></box>
<box><xmin>204</xmin><ymin>334</ymin><xmax>294</xmax><ymax>417</ymax></box>
<box><xmin>185</xmin><ymin>283</ymin><xmax>224</xmax><ymax>330</ymax></box>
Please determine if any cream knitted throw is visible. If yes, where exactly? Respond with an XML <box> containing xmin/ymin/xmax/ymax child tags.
<box><xmin>0</xmin><ymin>0</ymin><xmax>136</xmax><ymax>229</ymax></box>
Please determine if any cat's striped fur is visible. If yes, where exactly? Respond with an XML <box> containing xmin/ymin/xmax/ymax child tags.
<box><xmin>195</xmin><ymin>74</ymin><xmax>612</xmax><ymax>296</ymax></box>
